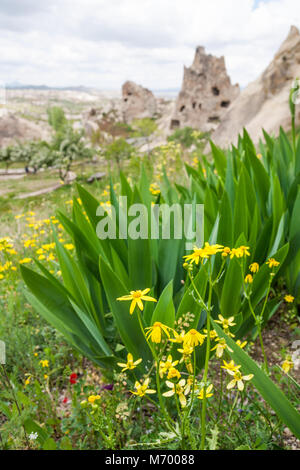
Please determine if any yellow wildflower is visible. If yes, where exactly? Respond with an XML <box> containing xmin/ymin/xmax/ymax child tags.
<box><xmin>163</xmin><ymin>379</ymin><xmax>190</xmax><ymax>407</ymax></box>
<box><xmin>39</xmin><ymin>360</ymin><xmax>49</xmax><ymax>368</ymax></box>
<box><xmin>221</xmin><ymin>360</ymin><xmax>241</xmax><ymax>372</ymax></box>
<box><xmin>167</xmin><ymin>367</ymin><xmax>181</xmax><ymax>380</ymax></box>
<box><xmin>117</xmin><ymin>288</ymin><xmax>157</xmax><ymax>314</ymax></box>
<box><xmin>149</xmin><ymin>183</ymin><xmax>160</xmax><ymax>196</ymax></box>
<box><xmin>197</xmin><ymin>384</ymin><xmax>213</xmax><ymax>400</ymax></box>
<box><xmin>249</xmin><ymin>262</ymin><xmax>259</xmax><ymax>273</ymax></box>
<box><xmin>24</xmin><ymin>376</ymin><xmax>31</xmax><ymax>386</ymax></box>
<box><xmin>117</xmin><ymin>353</ymin><xmax>142</xmax><ymax>372</ymax></box>
<box><xmin>284</xmin><ymin>295</ymin><xmax>294</xmax><ymax>303</ymax></box>
<box><xmin>203</xmin><ymin>329</ymin><xmax>218</xmax><ymax>340</ymax></box>
<box><xmin>266</xmin><ymin>258</ymin><xmax>280</xmax><ymax>268</ymax></box>
<box><xmin>88</xmin><ymin>394</ymin><xmax>101</xmax><ymax>404</ymax></box>
<box><xmin>215</xmin><ymin>314</ymin><xmax>236</xmax><ymax>330</ymax></box>
<box><xmin>169</xmin><ymin>330</ymin><xmax>185</xmax><ymax>343</ymax></box>
<box><xmin>230</xmin><ymin>248</ymin><xmax>243</xmax><ymax>259</ymax></box>
<box><xmin>177</xmin><ymin>344</ymin><xmax>194</xmax><ymax>358</ymax></box>
<box><xmin>183</xmin><ymin>329</ymin><xmax>206</xmax><ymax>348</ymax></box>
<box><xmin>159</xmin><ymin>355</ymin><xmax>179</xmax><ymax>378</ymax></box>
<box><xmin>211</xmin><ymin>338</ymin><xmax>233</xmax><ymax>358</ymax></box>
<box><xmin>236</xmin><ymin>339</ymin><xmax>247</xmax><ymax>349</ymax></box>
<box><xmin>202</xmin><ymin>242</ymin><xmax>224</xmax><ymax>256</ymax></box>
<box><xmin>230</xmin><ymin>246</ymin><xmax>250</xmax><ymax>259</ymax></box>
<box><xmin>183</xmin><ymin>246</ymin><xmax>208</xmax><ymax>265</ymax></box>
<box><xmin>226</xmin><ymin>370</ymin><xmax>254</xmax><ymax>391</ymax></box>
<box><xmin>239</xmin><ymin>246</ymin><xmax>250</xmax><ymax>256</ymax></box>
<box><xmin>245</xmin><ymin>274</ymin><xmax>253</xmax><ymax>284</ymax></box>
<box><xmin>64</xmin><ymin>244</ymin><xmax>74</xmax><ymax>251</ymax></box>
<box><xmin>19</xmin><ymin>258</ymin><xmax>32</xmax><ymax>264</ymax></box>
<box><xmin>131</xmin><ymin>378</ymin><xmax>156</xmax><ymax>397</ymax></box>
<box><xmin>145</xmin><ymin>322</ymin><xmax>172</xmax><ymax>343</ymax></box>
<box><xmin>6</xmin><ymin>249</ymin><xmax>17</xmax><ymax>255</ymax></box>
<box><xmin>282</xmin><ymin>356</ymin><xmax>294</xmax><ymax>374</ymax></box>
<box><xmin>222</xmin><ymin>247</ymin><xmax>231</xmax><ymax>257</ymax></box>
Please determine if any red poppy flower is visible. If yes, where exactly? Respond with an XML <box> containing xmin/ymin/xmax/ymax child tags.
<box><xmin>69</xmin><ymin>373</ymin><xmax>78</xmax><ymax>385</ymax></box>
<box><xmin>63</xmin><ymin>397</ymin><xmax>68</xmax><ymax>404</ymax></box>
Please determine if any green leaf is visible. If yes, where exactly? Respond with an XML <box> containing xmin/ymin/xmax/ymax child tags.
<box><xmin>220</xmin><ymin>234</ymin><xmax>246</xmax><ymax>317</ymax></box>
<box><xmin>233</xmin><ymin>169</ymin><xmax>248</xmax><ymax>243</ymax></box>
<box><xmin>128</xmin><ymin>186</ymin><xmax>152</xmax><ymax>290</ymax></box>
<box><xmin>99</xmin><ymin>257</ymin><xmax>151</xmax><ymax>362</ymax></box>
<box><xmin>43</xmin><ymin>437</ymin><xmax>57</xmax><ymax>450</ymax></box>
<box><xmin>151</xmin><ymin>280</ymin><xmax>175</xmax><ymax>327</ymax></box>
<box><xmin>23</xmin><ymin>418</ymin><xmax>49</xmax><ymax>445</ymax></box>
<box><xmin>210</xmin><ymin>141</ymin><xmax>227</xmax><ymax>179</ymax></box>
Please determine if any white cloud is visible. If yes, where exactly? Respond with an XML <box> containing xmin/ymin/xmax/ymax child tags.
<box><xmin>0</xmin><ymin>0</ymin><xmax>299</xmax><ymax>90</ymax></box>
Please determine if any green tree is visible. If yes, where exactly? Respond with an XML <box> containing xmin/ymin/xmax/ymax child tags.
<box><xmin>51</xmin><ymin>127</ymin><xmax>94</xmax><ymax>181</ymax></box>
<box><xmin>0</xmin><ymin>146</ymin><xmax>16</xmax><ymax>172</ymax></box>
<box><xmin>131</xmin><ymin>118</ymin><xmax>158</xmax><ymax>155</ymax></box>
<box><xmin>104</xmin><ymin>138</ymin><xmax>135</xmax><ymax>170</ymax></box>
<box><xmin>47</xmin><ymin>106</ymin><xmax>68</xmax><ymax>133</ymax></box>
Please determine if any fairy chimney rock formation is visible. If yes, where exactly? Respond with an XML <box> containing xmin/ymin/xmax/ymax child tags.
<box><xmin>122</xmin><ymin>81</ymin><xmax>157</xmax><ymax>123</ymax></box>
<box><xmin>170</xmin><ymin>46</ymin><xmax>239</xmax><ymax>131</ymax></box>
<box><xmin>210</xmin><ymin>25</ymin><xmax>300</xmax><ymax>148</ymax></box>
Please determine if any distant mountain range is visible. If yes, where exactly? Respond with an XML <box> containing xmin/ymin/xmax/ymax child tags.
<box><xmin>5</xmin><ymin>82</ymin><xmax>179</xmax><ymax>97</ymax></box>
<box><xmin>6</xmin><ymin>82</ymin><xmax>93</xmax><ymax>92</ymax></box>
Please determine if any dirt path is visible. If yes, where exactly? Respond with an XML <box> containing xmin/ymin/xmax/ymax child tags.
<box><xmin>16</xmin><ymin>183</ymin><xmax>63</xmax><ymax>199</ymax></box>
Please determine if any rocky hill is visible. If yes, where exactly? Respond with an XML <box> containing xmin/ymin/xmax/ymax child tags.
<box><xmin>170</xmin><ymin>46</ymin><xmax>239</xmax><ymax>132</ymax></box>
<box><xmin>210</xmin><ymin>25</ymin><xmax>300</xmax><ymax>148</ymax></box>
<box><xmin>121</xmin><ymin>81</ymin><xmax>157</xmax><ymax>123</ymax></box>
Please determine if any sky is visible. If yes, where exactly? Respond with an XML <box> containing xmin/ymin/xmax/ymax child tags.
<box><xmin>0</xmin><ymin>0</ymin><xmax>299</xmax><ymax>92</ymax></box>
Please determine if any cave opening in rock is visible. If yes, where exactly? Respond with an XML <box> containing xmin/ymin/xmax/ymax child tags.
<box><xmin>221</xmin><ymin>100</ymin><xmax>230</xmax><ymax>108</ymax></box>
<box><xmin>208</xmin><ymin>116</ymin><xmax>220</xmax><ymax>123</ymax></box>
<box><xmin>171</xmin><ymin>119</ymin><xmax>180</xmax><ymax>129</ymax></box>
<box><xmin>212</xmin><ymin>86</ymin><xmax>220</xmax><ymax>96</ymax></box>
<box><xmin>180</xmin><ymin>105</ymin><xmax>185</xmax><ymax>112</ymax></box>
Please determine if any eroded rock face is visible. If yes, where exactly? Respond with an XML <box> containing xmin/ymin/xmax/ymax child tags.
<box><xmin>210</xmin><ymin>25</ymin><xmax>300</xmax><ymax>148</ymax></box>
<box><xmin>122</xmin><ymin>81</ymin><xmax>157</xmax><ymax>123</ymax></box>
<box><xmin>170</xmin><ymin>46</ymin><xmax>239</xmax><ymax>131</ymax></box>
<box><xmin>0</xmin><ymin>113</ymin><xmax>50</xmax><ymax>147</ymax></box>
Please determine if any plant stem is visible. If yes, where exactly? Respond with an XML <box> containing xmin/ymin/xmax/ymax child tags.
<box><xmin>241</xmin><ymin>265</ymin><xmax>270</xmax><ymax>374</ymax></box>
<box><xmin>136</xmin><ymin>310</ymin><xmax>176</xmax><ymax>432</ymax></box>
<box><xmin>200</xmin><ymin>270</ymin><xmax>213</xmax><ymax>450</ymax></box>
<box><xmin>228</xmin><ymin>391</ymin><xmax>239</xmax><ymax>423</ymax></box>
<box><xmin>218</xmin><ymin>367</ymin><xmax>223</xmax><ymax>419</ymax></box>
